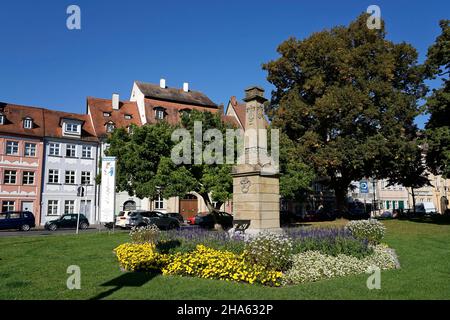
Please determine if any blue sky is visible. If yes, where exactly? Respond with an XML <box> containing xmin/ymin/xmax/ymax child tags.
<box><xmin>0</xmin><ymin>0</ymin><xmax>447</xmax><ymax>128</ymax></box>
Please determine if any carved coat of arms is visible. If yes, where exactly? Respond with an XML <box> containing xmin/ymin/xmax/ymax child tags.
<box><xmin>240</xmin><ymin>177</ymin><xmax>251</xmax><ymax>193</ymax></box>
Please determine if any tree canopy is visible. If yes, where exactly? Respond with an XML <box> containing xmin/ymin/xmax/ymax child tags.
<box><xmin>263</xmin><ymin>13</ymin><xmax>427</xmax><ymax>208</ymax></box>
<box><xmin>424</xmin><ymin>20</ymin><xmax>450</xmax><ymax>178</ymax></box>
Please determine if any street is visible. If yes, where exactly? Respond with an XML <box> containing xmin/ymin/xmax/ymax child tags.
<box><xmin>0</xmin><ymin>225</ymin><xmax>128</xmax><ymax>237</ymax></box>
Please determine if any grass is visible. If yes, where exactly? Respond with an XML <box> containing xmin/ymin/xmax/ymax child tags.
<box><xmin>0</xmin><ymin>219</ymin><xmax>449</xmax><ymax>300</ymax></box>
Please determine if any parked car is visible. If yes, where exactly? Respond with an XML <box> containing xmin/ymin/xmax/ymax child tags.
<box><xmin>126</xmin><ymin>211</ymin><xmax>180</xmax><ymax>230</ymax></box>
<box><xmin>45</xmin><ymin>214</ymin><xmax>89</xmax><ymax>231</ymax></box>
<box><xmin>115</xmin><ymin>210</ymin><xmax>145</xmax><ymax>228</ymax></box>
<box><xmin>415</xmin><ymin>202</ymin><xmax>438</xmax><ymax>216</ymax></box>
<box><xmin>197</xmin><ymin>211</ymin><xmax>233</xmax><ymax>230</ymax></box>
<box><xmin>165</xmin><ymin>212</ymin><xmax>185</xmax><ymax>224</ymax></box>
<box><xmin>186</xmin><ymin>212</ymin><xmax>208</xmax><ymax>225</ymax></box>
<box><xmin>0</xmin><ymin>211</ymin><xmax>36</xmax><ymax>231</ymax></box>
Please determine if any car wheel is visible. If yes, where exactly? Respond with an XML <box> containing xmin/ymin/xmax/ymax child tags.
<box><xmin>20</xmin><ymin>224</ymin><xmax>31</xmax><ymax>231</ymax></box>
<box><xmin>48</xmin><ymin>224</ymin><xmax>57</xmax><ymax>231</ymax></box>
<box><xmin>80</xmin><ymin>222</ymin><xmax>89</xmax><ymax>230</ymax></box>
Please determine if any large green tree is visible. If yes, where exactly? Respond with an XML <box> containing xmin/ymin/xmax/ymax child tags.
<box><xmin>106</xmin><ymin>110</ymin><xmax>236</xmax><ymax>214</ymax></box>
<box><xmin>424</xmin><ymin>20</ymin><xmax>450</xmax><ymax>178</ymax></box>
<box><xmin>263</xmin><ymin>13</ymin><xmax>427</xmax><ymax>209</ymax></box>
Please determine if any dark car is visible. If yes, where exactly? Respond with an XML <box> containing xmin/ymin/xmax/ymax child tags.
<box><xmin>45</xmin><ymin>214</ymin><xmax>90</xmax><ymax>231</ymax></box>
<box><xmin>165</xmin><ymin>212</ymin><xmax>185</xmax><ymax>224</ymax></box>
<box><xmin>127</xmin><ymin>211</ymin><xmax>180</xmax><ymax>230</ymax></box>
<box><xmin>0</xmin><ymin>211</ymin><xmax>36</xmax><ymax>231</ymax></box>
<box><xmin>197</xmin><ymin>211</ymin><xmax>233</xmax><ymax>230</ymax></box>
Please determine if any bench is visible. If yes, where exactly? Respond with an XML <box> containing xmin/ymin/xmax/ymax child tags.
<box><xmin>233</xmin><ymin>219</ymin><xmax>251</xmax><ymax>233</ymax></box>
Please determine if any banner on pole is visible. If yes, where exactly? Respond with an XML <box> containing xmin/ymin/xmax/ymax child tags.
<box><xmin>360</xmin><ymin>180</ymin><xmax>369</xmax><ymax>194</ymax></box>
<box><xmin>100</xmin><ymin>157</ymin><xmax>116</xmax><ymax>223</ymax></box>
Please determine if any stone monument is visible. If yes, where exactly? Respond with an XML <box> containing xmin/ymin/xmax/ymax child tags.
<box><xmin>231</xmin><ymin>86</ymin><xmax>281</xmax><ymax>234</ymax></box>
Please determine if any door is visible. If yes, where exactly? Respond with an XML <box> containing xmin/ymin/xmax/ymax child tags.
<box><xmin>21</xmin><ymin>202</ymin><xmax>34</xmax><ymax>214</ymax></box>
<box><xmin>179</xmin><ymin>195</ymin><xmax>198</xmax><ymax>219</ymax></box>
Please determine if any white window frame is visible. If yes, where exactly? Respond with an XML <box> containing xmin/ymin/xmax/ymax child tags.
<box><xmin>4</xmin><ymin>170</ymin><xmax>17</xmax><ymax>184</ymax></box>
<box><xmin>22</xmin><ymin>171</ymin><xmax>35</xmax><ymax>185</ymax></box>
<box><xmin>65</xmin><ymin>170</ymin><xmax>76</xmax><ymax>184</ymax></box>
<box><xmin>66</xmin><ymin>144</ymin><xmax>77</xmax><ymax>157</ymax></box>
<box><xmin>106</xmin><ymin>123</ymin><xmax>115</xmax><ymax>133</ymax></box>
<box><xmin>48</xmin><ymin>169</ymin><xmax>59</xmax><ymax>184</ymax></box>
<box><xmin>24</xmin><ymin>143</ymin><xmax>37</xmax><ymax>157</ymax></box>
<box><xmin>65</xmin><ymin>123</ymin><xmax>80</xmax><ymax>134</ymax></box>
<box><xmin>81</xmin><ymin>145</ymin><xmax>92</xmax><ymax>158</ymax></box>
<box><xmin>0</xmin><ymin>114</ymin><xmax>5</xmax><ymax>125</ymax></box>
<box><xmin>47</xmin><ymin>200</ymin><xmax>59</xmax><ymax>216</ymax></box>
<box><xmin>23</xmin><ymin>118</ymin><xmax>33</xmax><ymax>129</ymax></box>
<box><xmin>2</xmin><ymin>201</ymin><xmax>15</xmax><ymax>212</ymax></box>
<box><xmin>155</xmin><ymin>109</ymin><xmax>165</xmax><ymax>120</ymax></box>
<box><xmin>154</xmin><ymin>195</ymin><xmax>165</xmax><ymax>210</ymax></box>
<box><xmin>64</xmin><ymin>200</ymin><xmax>75</xmax><ymax>214</ymax></box>
<box><xmin>49</xmin><ymin>143</ymin><xmax>60</xmax><ymax>156</ymax></box>
<box><xmin>5</xmin><ymin>141</ymin><xmax>19</xmax><ymax>155</ymax></box>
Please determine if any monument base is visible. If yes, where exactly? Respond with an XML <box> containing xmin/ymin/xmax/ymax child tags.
<box><xmin>231</xmin><ymin>163</ymin><xmax>281</xmax><ymax>233</ymax></box>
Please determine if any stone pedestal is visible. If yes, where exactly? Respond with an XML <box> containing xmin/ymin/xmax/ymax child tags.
<box><xmin>232</xmin><ymin>164</ymin><xmax>282</xmax><ymax>234</ymax></box>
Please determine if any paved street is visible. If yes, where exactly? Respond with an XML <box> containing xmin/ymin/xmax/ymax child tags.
<box><xmin>0</xmin><ymin>225</ymin><xmax>128</xmax><ymax>237</ymax></box>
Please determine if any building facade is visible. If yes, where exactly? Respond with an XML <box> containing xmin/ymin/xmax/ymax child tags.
<box><xmin>40</xmin><ymin>110</ymin><xmax>99</xmax><ymax>225</ymax></box>
<box><xmin>0</xmin><ymin>103</ymin><xmax>45</xmax><ymax>224</ymax></box>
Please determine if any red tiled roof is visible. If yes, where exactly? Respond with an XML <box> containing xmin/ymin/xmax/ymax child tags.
<box><xmin>230</xmin><ymin>96</ymin><xmax>246</xmax><ymax>128</ymax></box>
<box><xmin>221</xmin><ymin>115</ymin><xmax>240</xmax><ymax>128</ymax></box>
<box><xmin>0</xmin><ymin>102</ymin><xmax>45</xmax><ymax>139</ymax></box>
<box><xmin>43</xmin><ymin>109</ymin><xmax>97</xmax><ymax>142</ymax></box>
<box><xmin>144</xmin><ymin>98</ymin><xmax>220</xmax><ymax>125</ymax></box>
<box><xmin>87</xmin><ymin>97</ymin><xmax>142</xmax><ymax>138</ymax></box>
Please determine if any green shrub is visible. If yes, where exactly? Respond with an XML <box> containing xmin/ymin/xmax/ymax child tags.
<box><xmin>244</xmin><ymin>231</ymin><xmax>293</xmax><ymax>271</ymax></box>
<box><xmin>346</xmin><ymin>219</ymin><xmax>386</xmax><ymax>244</ymax></box>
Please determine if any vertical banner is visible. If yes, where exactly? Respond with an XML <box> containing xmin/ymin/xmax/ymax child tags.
<box><xmin>100</xmin><ymin>157</ymin><xmax>116</xmax><ymax>223</ymax></box>
<box><xmin>360</xmin><ymin>180</ymin><xmax>369</xmax><ymax>194</ymax></box>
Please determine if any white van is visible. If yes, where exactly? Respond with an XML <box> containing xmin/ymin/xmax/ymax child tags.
<box><xmin>414</xmin><ymin>202</ymin><xmax>438</xmax><ymax>215</ymax></box>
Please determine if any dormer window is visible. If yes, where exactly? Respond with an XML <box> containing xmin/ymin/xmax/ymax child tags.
<box><xmin>0</xmin><ymin>114</ymin><xmax>5</xmax><ymax>125</ymax></box>
<box><xmin>106</xmin><ymin>122</ymin><xmax>115</xmax><ymax>133</ymax></box>
<box><xmin>124</xmin><ymin>114</ymin><xmax>132</xmax><ymax>120</ymax></box>
<box><xmin>127</xmin><ymin>125</ymin><xmax>134</xmax><ymax>134</ymax></box>
<box><xmin>154</xmin><ymin>107</ymin><xmax>166</xmax><ymax>120</ymax></box>
<box><xmin>103</xmin><ymin>112</ymin><xmax>111</xmax><ymax>117</ymax></box>
<box><xmin>23</xmin><ymin>117</ymin><xmax>33</xmax><ymax>129</ymax></box>
<box><xmin>65</xmin><ymin>123</ymin><xmax>80</xmax><ymax>134</ymax></box>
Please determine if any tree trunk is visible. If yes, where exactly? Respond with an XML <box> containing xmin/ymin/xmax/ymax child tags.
<box><xmin>199</xmin><ymin>192</ymin><xmax>220</xmax><ymax>229</ymax></box>
<box><xmin>411</xmin><ymin>187</ymin><xmax>416</xmax><ymax>216</ymax></box>
<box><xmin>333</xmin><ymin>185</ymin><xmax>348</xmax><ymax>211</ymax></box>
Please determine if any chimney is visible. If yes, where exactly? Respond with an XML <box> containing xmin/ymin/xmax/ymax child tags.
<box><xmin>160</xmin><ymin>79</ymin><xmax>166</xmax><ymax>89</ymax></box>
<box><xmin>183</xmin><ymin>82</ymin><xmax>189</xmax><ymax>92</ymax></box>
<box><xmin>112</xmin><ymin>93</ymin><xmax>120</xmax><ymax>110</ymax></box>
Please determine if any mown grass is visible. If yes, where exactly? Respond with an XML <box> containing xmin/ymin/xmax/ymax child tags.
<box><xmin>0</xmin><ymin>219</ymin><xmax>449</xmax><ymax>300</ymax></box>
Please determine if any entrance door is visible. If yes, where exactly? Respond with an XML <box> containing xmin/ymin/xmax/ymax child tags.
<box><xmin>21</xmin><ymin>201</ymin><xmax>34</xmax><ymax>213</ymax></box>
<box><xmin>179</xmin><ymin>194</ymin><xmax>198</xmax><ymax>219</ymax></box>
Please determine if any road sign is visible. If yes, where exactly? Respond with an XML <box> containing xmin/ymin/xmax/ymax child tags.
<box><xmin>360</xmin><ymin>180</ymin><xmax>369</xmax><ymax>193</ymax></box>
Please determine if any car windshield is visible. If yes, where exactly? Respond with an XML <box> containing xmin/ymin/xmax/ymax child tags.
<box><xmin>118</xmin><ymin>211</ymin><xmax>126</xmax><ymax>217</ymax></box>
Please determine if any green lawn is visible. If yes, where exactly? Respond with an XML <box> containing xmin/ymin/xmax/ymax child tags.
<box><xmin>0</xmin><ymin>220</ymin><xmax>449</xmax><ymax>300</ymax></box>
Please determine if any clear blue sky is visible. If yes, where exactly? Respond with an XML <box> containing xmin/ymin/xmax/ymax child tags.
<box><xmin>0</xmin><ymin>0</ymin><xmax>447</xmax><ymax>128</ymax></box>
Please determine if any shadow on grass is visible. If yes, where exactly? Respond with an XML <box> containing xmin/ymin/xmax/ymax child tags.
<box><xmin>90</xmin><ymin>271</ymin><xmax>160</xmax><ymax>300</ymax></box>
<box><xmin>396</xmin><ymin>215</ymin><xmax>450</xmax><ymax>225</ymax></box>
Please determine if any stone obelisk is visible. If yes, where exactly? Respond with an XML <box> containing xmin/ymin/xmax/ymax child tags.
<box><xmin>231</xmin><ymin>86</ymin><xmax>281</xmax><ymax>234</ymax></box>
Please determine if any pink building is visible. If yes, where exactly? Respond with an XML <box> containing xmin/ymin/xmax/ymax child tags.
<box><xmin>0</xmin><ymin>103</ymin><xmax>45</xmax><ymax>224</ymax></box>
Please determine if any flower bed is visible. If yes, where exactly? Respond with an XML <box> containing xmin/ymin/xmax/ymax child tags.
<box><xmin>114</xmin><ymin>220</ymin><xmax>399</xmax><ymax>286</ymax></box>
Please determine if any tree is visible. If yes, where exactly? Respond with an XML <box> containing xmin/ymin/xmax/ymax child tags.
<box><xmin>424</xmin><ymin>20</ymin><xmax>450</xmax><ymax>178</ymax></box>
<box><xmin>106</xmin><ymin>110</ymin><xmax>236</xmax><ymax>216</ymax></box>
<box><xmin>387</xmin><ymin>141</ymin><xmax>431</xmax><ymax>214</ymax></box>
<box><xmin>154</xmin><ymin>110</ymin><xmax>235</xmax><ymax>213</ymax></box>
<box><xmin>263</xmin><ymin>13</ymin><xmax>427</xmax><ymax>209</ymax></box>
